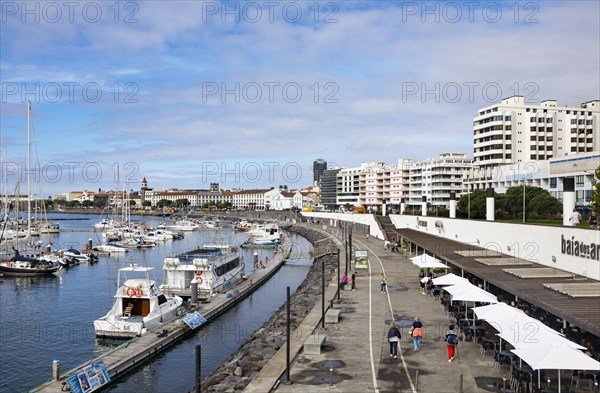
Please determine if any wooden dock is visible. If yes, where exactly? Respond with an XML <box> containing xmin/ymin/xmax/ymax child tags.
<box><xmin>30</xmin><ymin>238</ymin><xmax>293</xmax><ymax>392</ymax></box>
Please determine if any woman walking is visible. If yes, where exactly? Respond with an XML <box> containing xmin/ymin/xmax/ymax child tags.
<box><xmin>411</xmin><ymin>317</ymin><xmax>424</xmax><ymax>351</ymax></box>
<box><xmin>445</xmin><ymin>324</ymin><xmax>458</xmax><ymax>362</ymax></box>
<box><xmin>380</xmin><ymin>274</ymin><xmax>387</xmax><ymax>294</ymax></box>
<box><xmin>387</xmin><ymin>323</ymin><xmax>401</xmax><ymax>359</ymax></box>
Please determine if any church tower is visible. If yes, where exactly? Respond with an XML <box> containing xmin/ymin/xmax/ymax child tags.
<box><xmin>141</xmin><ymin>177</ymin><xmax>148</xmax><ymax>202</ymax></box>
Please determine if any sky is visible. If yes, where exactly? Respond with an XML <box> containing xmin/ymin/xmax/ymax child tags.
<box><xmin>1</xmin><ymin>0</ymin><xmax>599</xmax><ymax>196</ymax></box>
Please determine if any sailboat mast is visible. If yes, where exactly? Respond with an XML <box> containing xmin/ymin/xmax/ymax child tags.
<box><xmin>27</xmin><ymin>100</ymin><xmax>31</xmax><ymax>236</ymax></box>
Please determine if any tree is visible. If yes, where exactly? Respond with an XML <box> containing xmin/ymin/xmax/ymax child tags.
<box><xmin>174</xmin><ymin>198</ymin><xmax>190</xmax><ymax>208</ymax></box>
<box><xmin>504</xmin><ymin>186</ymin><xmax>561</xmax><ymax>220</ymax></box>
<box><xmin>157</xmin><ymin>199</ymin><xmax>172</xmax><ymax>208</ymax></box>
<box><xmin>81</xmin><ymin>200</ymin><xmax>94</xmax><ymax>208</ymax></box>
<box><xmin>142</xmin><ymin>200</ymin><xmax>151</xmax><ymax>207</ymax></box>
<box><xmin>457</xmin><ymin>189</ymin><xmax>487</xmax><ymax>219</ymax></box>
<box><xmin>591</xmin><ymin>165</ymin><xmax>600</xmax><ymax>214</ymax></box>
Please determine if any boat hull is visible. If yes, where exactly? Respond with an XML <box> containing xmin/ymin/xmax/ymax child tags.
<box><xmin>0</xmin><ymin>263</ymin><xmax>61</xmax><ymax>276</ymax></box>
<box><xmin>94</xmin><ymin>299</ymin><xmax>182</xmax><ymax>338</ymax></box>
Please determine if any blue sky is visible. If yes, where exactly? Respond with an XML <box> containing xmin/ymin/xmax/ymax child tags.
<box><xmin>1</xmin><ymin>0</ymin><xmax>599</xmax><ymax>196</ymax></box>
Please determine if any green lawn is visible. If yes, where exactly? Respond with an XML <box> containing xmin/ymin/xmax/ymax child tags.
<box><xmin>497</xmin><ymin>218</ymin><xmax>592</xmax><ymax>228</ymax></box>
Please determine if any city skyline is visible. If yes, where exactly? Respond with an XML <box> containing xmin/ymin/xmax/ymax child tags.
<box><xmin>1</xmin><ymin>1</ymin><xmax>599</xmax><ymax>195</ymax></box>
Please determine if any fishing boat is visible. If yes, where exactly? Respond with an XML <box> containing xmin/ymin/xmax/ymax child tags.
<box><xmin>0</xmin><ymin>250</ymin><xmax>62</xmax><ymax>276</ymax></box>
<box><xmin>160</xmin><ymin>244</ymin><xmax>244</xmax><ymax>299</ymax></box>
<box><xmin>94</xmin><ymin>265</ymin><xmax>183</xmax><ymax>338</ymax></box>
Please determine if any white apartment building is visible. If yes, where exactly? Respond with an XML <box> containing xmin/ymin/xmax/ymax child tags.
<box><xmin>408</xmin><ymin>153</ymin><xmax>472</xmax><ymax>210</ymax></box>
<box><xmin>336</xmin><ymin>166</ymin><xmax>362</xmax><ymax>206</ymax></box>
<box><xmin>231</xmin><ymin>189</ymin><xmax>270</xmax><ymax>209</ymax></box>
<box><xmin>473</xmin><ymin>96</ymin><xmax>599</xmax><ymax>167</ymax></box>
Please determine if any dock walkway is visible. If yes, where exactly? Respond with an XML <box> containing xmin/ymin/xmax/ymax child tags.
<box><xmin>30</xmin><ymin>238</ymin><xmax>293</xmax><ymax>392</ymax></box>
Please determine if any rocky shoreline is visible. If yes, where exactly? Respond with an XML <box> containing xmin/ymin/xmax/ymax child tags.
<box><xmin>198</xmin><ymin>225</ymin><xmax>339</xmax><ymax>393</ymax></box>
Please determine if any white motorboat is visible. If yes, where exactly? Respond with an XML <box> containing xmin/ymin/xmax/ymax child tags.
<box><xmin>94</xmin><ymin>265</ymin><xmax>183</xmax><ymax>338</ymax></box>
<box><xmin>246</xmin><ymin>223</ymin><xmax>282</xmax><ymax>243</ymax></box>
<box><xmin>160</xmin><ymin>244</ymin><xmax>244</xmax><ymax>299</ymax></box>
<box><xmin>60</xmin><ymin>248</ymin><xmax>92</xmax><ymax>263</ymax></box>
<box><xmin>93</xmin><ymin>243</ymin><xmax>130</xmax><ymax>254</ymax></box>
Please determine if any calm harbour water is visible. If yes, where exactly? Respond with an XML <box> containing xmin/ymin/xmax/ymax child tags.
<box><xmin>0</xmin><ymin>214</ymin><xmax>312</xmax><ymax>392</ymax></box>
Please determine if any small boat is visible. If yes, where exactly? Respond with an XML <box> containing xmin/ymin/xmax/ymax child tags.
<box><xmin>160</xmin><ymin>244</ymin><xmax>244</xmax><ymax>299</ymax></box>
<box><xmin>0</xmin><ymin>250</ymin><xmax>62</xmax><ymax>276</ymax></box>
<box><xmin>93</xmin><ymin>243</ymin><xmax>130</xmax><ymax>254</ymax></box>
<box><xmin>38</xmin><ymin>222</ymin><xmax>60</xmax><ymax>234</ymax></box>
<box><xmin>60</xmin><ymin>248</ymin><xmax>92</xmax><ymax>264</ymax></box>
<box><xmin>94</xmin><ymin>265</ymin><xmax>183</xmax><ymax>338</ymax></box>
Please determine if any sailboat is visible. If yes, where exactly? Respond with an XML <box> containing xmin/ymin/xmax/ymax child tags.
<box><xmin>0</xmin><ymin>102</ymin><xmax>62</xmax><ymax>276</ymax></box>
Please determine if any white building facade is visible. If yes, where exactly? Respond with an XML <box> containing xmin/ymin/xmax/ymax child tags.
<box><xmin>473</xmin><ymin>96</ymin><xmax>599</xmax><ymax>168</ymax></box>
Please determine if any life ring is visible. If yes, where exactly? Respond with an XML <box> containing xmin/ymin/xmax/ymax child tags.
<box><xmin>126</xmin><ymin>287</ymin><xmax>136</xmax><ymax>297</ymax></box>
<box><xmin>195</xmin><ymin>270</ymin><xmax>203</xmax><ymax>278</ymax></box>
<box><xmin>135</xmin><ymin>288</ymin><xmax>143</xmax><ymax>297</ymax></box>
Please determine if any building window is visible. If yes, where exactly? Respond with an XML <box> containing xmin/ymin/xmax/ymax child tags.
<box><xmin>575</xmin><ymin>175</ymin><xmax>584</xmax><ymax>188</ymax></box>
<box><xmin>550</xmin><ymin>178</ymin><xmax>557</xmax><ymax>188</ymax></box>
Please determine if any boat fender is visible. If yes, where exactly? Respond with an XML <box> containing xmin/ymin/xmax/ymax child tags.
<box><xmin>126</xmin><ymin>287</ymin><xmax>136</xmax><ymax>297</ymax></box>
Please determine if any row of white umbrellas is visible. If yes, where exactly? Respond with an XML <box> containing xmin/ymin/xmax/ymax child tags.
<box><xmin>473</xmin><ymin>302</ymin><xmax>599</xmax><ymax>391</ymax></box>
<box><xmin>428</xmin><ymin>271</ymin><xmax>600</xmax><ymax>391</ymax></box>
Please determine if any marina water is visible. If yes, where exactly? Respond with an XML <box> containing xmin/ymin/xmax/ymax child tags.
<box><xmin>0</xmin><ymin>214</ymin><xmax>313</xmax><ymax>392</ymax></box>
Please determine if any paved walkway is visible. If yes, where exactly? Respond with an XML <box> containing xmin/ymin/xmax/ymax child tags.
<box><xmin>257</xmin><ymin>228</ymin><xmax>595</xmax><ymax>393</ymax></box>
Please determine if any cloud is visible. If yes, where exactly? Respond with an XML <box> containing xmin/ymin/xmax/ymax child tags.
<box><xmin>1</xmin><ymin>1</ymin><xmax>598</xmax><ymax>193</ymax></box>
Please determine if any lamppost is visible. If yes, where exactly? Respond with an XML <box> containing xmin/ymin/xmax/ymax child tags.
<box><xmin>466</xmin><ymin>174</ymin><xmax>470</xmax><ymax>219</ymax></box>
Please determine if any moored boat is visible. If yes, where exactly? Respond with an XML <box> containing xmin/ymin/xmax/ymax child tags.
<box><xmin>94</xmin><ymin>265</ymin><xmax>183</xmax><ymax>338</ymax></box>
<box><xmin>160</xmin><ymin>244</ymin><xmax>244</xmax><ymax>299</ymax></box>
<box><xmin>0</xmin><ymin>250</ymin><xmax>62</xmax><ymax>276</ymax></box>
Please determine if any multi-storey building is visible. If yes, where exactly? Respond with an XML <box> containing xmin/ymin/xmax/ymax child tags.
<box><xmin>358</xmin><ymin>160</ymin><xmax>412</xmax><ymax>212</ymax></box>
<box><xmin>473</xmin><ymin>96</ymin><xmax>599</xmax><ymax>168</ymax></box>
<box><xmin>407</xmin><ymin>153</ymin><xmax>472</xmax><ymax>210</ymax></box>
<box><xmin>320</xmin><ymin>168</ymin><xmax>341</xmax><ymax>210</ymax></box>
<box><xmin>336</xmin><ymin>166</ymin><xmax>363</xmax><ymax>207</ymax></box>
<box><xmin>313</xmin><ymin>159</ymin><xmax>327</xmax><ymax>186</ymax></box>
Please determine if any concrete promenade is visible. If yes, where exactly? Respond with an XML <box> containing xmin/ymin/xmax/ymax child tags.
<box><xmin>246</xmin><ymin>225</ymin><xmax>593</xmax><ymax>393</ymax></box>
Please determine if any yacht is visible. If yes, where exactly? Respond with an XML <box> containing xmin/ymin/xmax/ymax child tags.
<box><xmin>160</xmin><ymin>244</ymin><xmax>243</xmax><ymax>300</ymax></box>
<box><xmin>94</xmin><ymin>265</ymin><xmax>183</xmax><ymax>338</ymax></box>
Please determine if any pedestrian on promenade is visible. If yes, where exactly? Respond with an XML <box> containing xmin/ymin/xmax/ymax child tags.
<box><xmin>387</xmin><ymin>322</ymin><xmax>401</xmax><ymax>359</ymax></box>
<box><xmin>420</xmin><ymin>275</ymin><xmax>429</xmax><ymax>294</ymax></box>
<box><xmin>570</xmin><ymin>208</ymin><xmax>582</xmax><ymax>226</ymax></box>
<box><xmin>380</xmin><ymin>274</ymin><xmax>387</xmax><ymax>294</ymax></box>
<box><xmin>366</xmin><ymin>233</ymin><xmax>369</xmax><ymax>240</ymax></box>
<box><xmin>445</xmin><ymin>324</ymin><xmax>458</xmax><ymax>362</ymax></box>
<box><xmin>351</xmin><ymin>271</ymin><xmax>357</xmax><ymax>290</ymax></box>
<box><xmin>589</xmin><ymin>211</ymin><xmax>598</xmax><ymax>229</ymax></box>
<box><xmin>411</xmin><ymin>317</ymin><xmax>424</xmax><ymax>351</ymax></box>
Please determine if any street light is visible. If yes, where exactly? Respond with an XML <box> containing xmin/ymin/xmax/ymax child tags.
<box><xmin>466</xmin><ymin>174</ymin><xmax>470</xmax><ymax>220</ymax></box>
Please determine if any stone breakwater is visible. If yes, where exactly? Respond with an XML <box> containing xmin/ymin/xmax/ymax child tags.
<box><xmin>198</xmin><ymin>226</ymin><xmax>338</xmax><ymax>393</ymax></box>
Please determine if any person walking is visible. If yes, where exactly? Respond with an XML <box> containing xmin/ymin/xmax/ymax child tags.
<box><xmin>380</xmin><ymin>274</ymin><xmax>387</xmax><ymax>294</ymax></box>
<box><xmin>387</xmin><ymin>322</ymin><xmax>401</xmax><ymax>359</ymax></box>
<box><xmin>570</xmin><ymin>208</ymin><xmax>582</xmax><ymax>226</ymax></box>
<box><xmin>351</xmin><ymin>271</ymin><xmax>357</xmax><ymax>291</ymax></box>
<box><xmin>589</xmin><ymin>211</ymin><xmax>598</xmax><ymax>229</ymax></box>
<box><xmin>445</xmin><ymin>324</ymin><xmax>458</xmax><ymax>362</ymax></box>
<box><xmin>411</xmin><ymin>317</ymin><xmax>424</xmax><ymax>351</ymax></box>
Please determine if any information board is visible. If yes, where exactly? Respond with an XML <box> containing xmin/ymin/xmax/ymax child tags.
<box><xmin>355</xmin><ymin>250</ymin><xmax>369</xmax><ymax>269</ymax></box>
<box><xmin>66</xmin><ymin>361</ymin><xmax>110</xmax><ymax>393</ymax></box>
<box><xmin>183</xmin><ymin>311</ymin><xmax>207</xmax><ymax>329</ymax></box>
